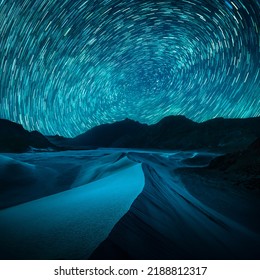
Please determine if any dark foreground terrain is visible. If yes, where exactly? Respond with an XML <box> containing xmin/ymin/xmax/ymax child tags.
<box><xmin>0</xmin><ymin>149</ymin><xmax>259</xmax><ymax>260</ymax></box>
<box><xmin>91</xmin><ymin>150</ymin><xmax>260</xmax><ymax>260</ymax></box>
<box><xmin>0</xmin><ymin>117</ymin><xmax>259</xmax><ymax>259</ymax></box>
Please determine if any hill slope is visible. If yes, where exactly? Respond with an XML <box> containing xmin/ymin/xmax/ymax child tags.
<box><xmin>57</xmin><ymin>116</ymin><xmax>260</xmax><ymax>152</ymax></box>
<box><xmin>0</xmin><ymin>119</ymin><xmax>56</xmax><ymax>153</ymax></box>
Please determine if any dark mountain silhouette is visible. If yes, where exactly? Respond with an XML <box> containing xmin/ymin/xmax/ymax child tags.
<box><xmin>0</xmin><ymin>119</ymin><xmax>56</xmax><ymax>153</ymax></box>
<box><xmin>50</xmin><ymin>116</ymin><xmax>260</xmax><ymax>153</ymax></box>
<box><xmin>68</xmin><ymin>118</ymin><xmax>148</xmax><ymax>148</ymax></box>
<box><xmin>1</xmin><ymin>116</ymin><xmax>260</xmax><ymax>153</ymax></box>
<box><xmin>45</xmin><ymin>135</ymin><xmax>68</xmax><ymax>146</ymax></box>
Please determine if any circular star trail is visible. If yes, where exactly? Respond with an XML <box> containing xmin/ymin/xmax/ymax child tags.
<box><xmin>0</xmin><ymin>0</ymin><xmax>259</xmax><ymax>137</ymax></box>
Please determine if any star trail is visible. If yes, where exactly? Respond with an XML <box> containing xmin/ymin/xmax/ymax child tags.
<box><xmin>0</xmin><ymin>0</ymin><xmax>259</xmax><ymax>137</ymax></box>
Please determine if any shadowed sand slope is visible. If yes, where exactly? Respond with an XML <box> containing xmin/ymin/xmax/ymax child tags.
<box><xmin>91</xmin><ymin>152</ymin><xmax>260</xmax><ymax>259</ymax></box>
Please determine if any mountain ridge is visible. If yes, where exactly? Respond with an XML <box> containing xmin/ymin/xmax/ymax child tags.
<box><xmin>1</xmin><ymin>115</ymin><xmax>260</xmax><ymax>153</ymax></box>
<box><xmin>0</xmin><ymin>119</ymin><xmax>56</xmax><ymax>153</ymax></box>
<box><xmin>59</xmin><ymin>115</ymin><xmax>260</xmax><ymax>152</ymax></box>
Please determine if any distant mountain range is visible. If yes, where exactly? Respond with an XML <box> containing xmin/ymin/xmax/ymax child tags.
<box><xmin>1</xmin><ymin>115</ymin><xmax>260</xmax><ymax>153</ymax></box>
<box><xmin>50</xmin><ymin>115</ymin><xmax>260</xmax><ymax>152</ymax></box>
<box><xmin>0</xmin><ymin>119</ymin><xmax>55</xmax><ymax>153</ymax></box>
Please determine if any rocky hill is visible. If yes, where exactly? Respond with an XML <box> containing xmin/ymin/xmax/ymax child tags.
<box><xmin>51</xmin><ymin>116</ymin><xmax>260</xmax><ymax>153</ymax></box>
<box><xmin>0</xmin><ymin>119</ymin><xmax>56</xmax><ymax>153</ymax></box>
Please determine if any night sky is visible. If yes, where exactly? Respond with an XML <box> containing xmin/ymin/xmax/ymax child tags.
<box><xmin>0</xmin><ymin>0</ymin><xmax>259</xmax><ymax>137</ymax></box>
